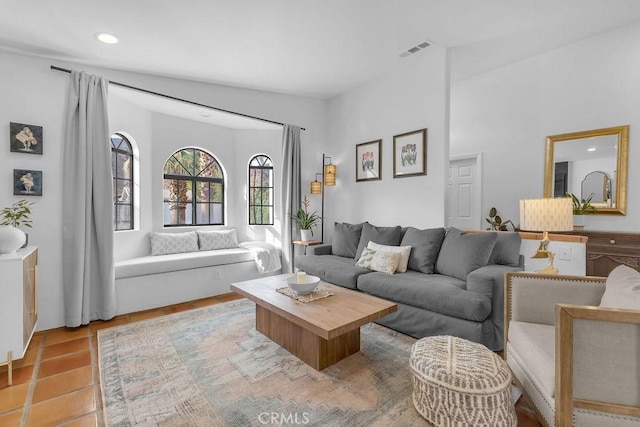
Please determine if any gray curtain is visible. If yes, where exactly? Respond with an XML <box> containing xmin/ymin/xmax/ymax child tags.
<box><xmin>62</xmin><ymin>71</ymin><xmax>116</xmax><ymax>327</ymax></box>
<box><xmin>280</xmin><ymin>125</ymin><xmax>301</xmax><ymax>273</ymax></box>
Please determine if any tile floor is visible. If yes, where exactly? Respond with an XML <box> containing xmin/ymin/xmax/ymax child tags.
<box><xmin>0</xmin><ymin>293</ymin><xmax>542</xmax><ymax>426</ymax></box>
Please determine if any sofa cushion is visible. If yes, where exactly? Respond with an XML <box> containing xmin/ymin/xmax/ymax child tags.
<box><xmin>367</xmin><ymin>241</ymin><xmax>412</xmax><ymax>273</ymax></box>
<box><xmin>357</xmin><ymin>271</ymin><xmax>492</xmax><ymax>322</ymax></box>
<box><xmin>488</xmin><ymin>232</ymin><xmax>522</xmax><ymax>267</ymax></box>
<box><xmin>435</xmin><ymin>228</ymin><xmax>498</xmax><ymax>281</ymax></box>
<box><xmin>400</xmin><ymin>227</ymin><xmax>446</xmax><ymax>274</ymax></box>
<box><xmin>294</xmin><ymin>254</ymin><xmax>370</xmax><ymax>290</ymax></box>
<box><xmin>600</xmin><ymin>265</ymin><xmax>640</xmax><ymax>310</ymax></box>
<box><xmin>508</xmin><ymin>320</ymin><xmax>555</xmax><ymax>398</ymax></box>
<box><xmin>332</xmin><ymin>222</ymin><xmax>364</xmax><ymax>258</ymax></box>
<box><xmin>356</xmin><ymin>247</ymin><xmax>401</xmax><ymax>274</ymax></box>
<box><xmin>149</xmin><ymin>231</ymin><xmax>199</xmax><ymax>256</ymax></box>
<box><xmin>355</xmin><ymin>223</ymin><xmax>402</xmax><ymax>259</ymax></box>
<box><xmin>197</xmin><ymin>229</ymin><xmax>239</xmax><ymax>250</ymax></box>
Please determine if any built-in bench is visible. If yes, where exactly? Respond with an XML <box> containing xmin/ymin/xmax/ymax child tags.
<box><xmin>114</xmin><ymin>241</ymin><xmax>281</xmax><ymax>315</ymax></box>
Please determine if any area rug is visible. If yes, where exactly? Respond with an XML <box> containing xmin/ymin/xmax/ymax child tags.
<box><xmin>98</xmin><ymin>299</ymin><xmax>424</xmax><ymax>426</ymax></box>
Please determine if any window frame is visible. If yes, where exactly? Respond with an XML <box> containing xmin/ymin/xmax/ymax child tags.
<box><xmin>111</xmin><ymin>133</ymin><xmax>134</xmax><ymax>231</ymax></box>
<box><xmin>163</xmin><ymin>147</ymin><xmax>225</xmax><ymax>227</ymax></box>
<box><xmin>248</xmin><ymin>154</ymin><xmax>274</xmax><ymax>226</ymax></box>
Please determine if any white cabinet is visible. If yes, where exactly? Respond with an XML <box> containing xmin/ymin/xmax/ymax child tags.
<box><xmin>0</xmin><ymin>246</ymin><xmax>37</xmax><ymax>385</ymax></box>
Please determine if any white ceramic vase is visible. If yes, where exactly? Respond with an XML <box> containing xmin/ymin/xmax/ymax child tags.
<box><xmin>0</xmin><ymin>226</ymin><xmax>26</xmax><ymax>254</ymax></box>
<box><xmin>300</xmin><ymin>229</ymin><xmax>313</xmax><ymax>242</ymax></box>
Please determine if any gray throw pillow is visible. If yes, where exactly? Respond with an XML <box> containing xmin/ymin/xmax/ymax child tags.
<box><xmin>400</xmin><ymin>227</ymin><xmax>446</xmax><ymax>274</ymax></box>
<box><xmin>332</xmin><ymin>222</ymin><xmax>364</xmax><ymax>258</ymax></box>
<box><xmin>149</xmin><ymin>231</ymin><xmax>199</xmax><ymax>256</ymax></box>
<box><xmin>488</xmin><ymin>232</ymin><xmax>522</xmax><ymax>267</ymax></box>
<box><xmin>435</xmin><ymin>228</ymin><xmax>498</xmax><ymax>281</ymax></box>
<box><xmin>355</xmin><ymin>223</ymin><xmax>402</xmax><ymax>260</ymax></box>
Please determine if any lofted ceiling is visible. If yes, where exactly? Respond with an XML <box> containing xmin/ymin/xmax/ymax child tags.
<box><xmin>2</xmin><ymin>0</ymin><xmax>640</xmax><ymax>101</ymax></box>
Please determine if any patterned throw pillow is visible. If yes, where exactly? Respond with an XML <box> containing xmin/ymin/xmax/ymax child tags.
<box><xmin>367</xmin><ymin>241</ymin><xmax>412</xmax><ymax>273</ymax></box>
<box><xmin>197</xmin><ymin>229</ymin><xmax>239</xmax><ymax>251</ymax></box>
<box><xmin>356</xmin><ymin>247</ymin><xmax>401</xmax><ymax>275</ymax></box>
<box><xmin>149</xmin><ymin>231</ymin><xmax>199</xmax><ymax>256</ymax></box>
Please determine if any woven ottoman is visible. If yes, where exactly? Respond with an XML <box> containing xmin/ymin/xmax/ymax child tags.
<box><xmin>409</xmin><ymin>335</ymin><xmax>516</xmax><ymax>427</ymax></box>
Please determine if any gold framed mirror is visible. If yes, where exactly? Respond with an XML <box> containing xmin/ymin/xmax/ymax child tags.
<box><xmin>543</xmin><ymin>125</ymin><xmax>629</xmax><ymax>215</ymax></box>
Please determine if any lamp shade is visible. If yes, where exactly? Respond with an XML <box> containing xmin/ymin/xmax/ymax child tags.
<box><xmin>310</xmin><ymin>179</ymin><xmax>322</xmax><ymax>194</ymax></box>
<box><xmin>520</xmin><ymin>198</ymin><xmax>573</xmax><ymax>232</ymax></box>
<box><xmin>324</xmin><ymin>163</ymin><xmax>336</xmax><ymax>186</ymax></box>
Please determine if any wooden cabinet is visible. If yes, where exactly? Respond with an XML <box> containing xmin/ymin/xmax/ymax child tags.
<box><xmin>0</xmin><ymin>246</ymin><xmax>37</xmax><ymax>385</ymax></box>
<box><xmin>568</xmin><ymin>231</ymin><xmax>640</xmax><ymax>277</ymax></box>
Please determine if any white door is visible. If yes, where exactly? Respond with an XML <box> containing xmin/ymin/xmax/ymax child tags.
<box><xmin>447</xmin><ymin>156</ymin><xmax>481</xmax><ymax>229</ymax></box>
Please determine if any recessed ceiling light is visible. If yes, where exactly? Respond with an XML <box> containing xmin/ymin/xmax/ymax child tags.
<box><xmin>94</xmin><ymin>32</ymin><xmax>119</xmax><ymax>44</ymax></box>
<box><xmin>588</xmin><ymin>147</ymin><xmax>596</xmax><ymax>152</ymax></box>
<box><xmin>200</xmin><ymin>112</ymin><xmax>211</xmax><ymax>117</ymax></box>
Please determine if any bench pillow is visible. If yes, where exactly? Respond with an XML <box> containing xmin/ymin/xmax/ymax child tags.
<box><xmin>355</xmin><ymin>223</ymin><xmax>402</xmax><ymax>260</ymax></box>
<box><xmin>150</xmin><ymin>231</ymin><xmax>199</xmax><ymax>256</ymax></box>
<box><xmin>367</xmin><ymin>241</ymin><xmax>412</xmax><ymax>273</ymax></box>
<box><xmin>332</xmin><ymin>222</ymin><xmax>364</xmax><ymax>258</ymax></box>
<box><xmin>400</xmin><ymin>227</ymin><xmax>446</xmax><ymax>274</ymax></box>
<box><xmin>435</xmin><ymin>227</ymin><xmax>498</xmax><ymax>281</ymax></box>
<box><xmin>197</xmin><ymin>229</ymin><xmax>239</xmax><ymax>250</ymax></box>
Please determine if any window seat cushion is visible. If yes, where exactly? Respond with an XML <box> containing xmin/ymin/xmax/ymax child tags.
<box><xmin>115</xmin><ymin>248</ymin><xmax>255</xmax><ymax>279</ymax></box>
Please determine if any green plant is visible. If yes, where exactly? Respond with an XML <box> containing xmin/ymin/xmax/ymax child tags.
<box><xmin>566</xmin><ymin>193</ymin><xmax>597</xmax><ymax>215</ymax></box>
<box><xmin>0</xmin><ymin>200</ymin><xmax>34</xmax><ymax>228</ymax></box>
<box><xmin>289</xmin><ymin>196</ymin><xmax>321</xmax><ymax>234</ymax></box>
<box><xmin>485</xmin><ymin>207</ymin><xmax>516</xmax><ymax>231</ymax></box>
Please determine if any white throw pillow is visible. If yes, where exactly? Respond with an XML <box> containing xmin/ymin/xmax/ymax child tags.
<box><xmin>367</xmin><ymin>241</ymin><xmax>411</xmax><ymax>273</ymax></box>
<box><xmin>356</xmin><ymin>247</ymin><xmax>401</xmax><ymax>275</ymax></box>
<box><xmin>599</xmin><ymin>265</ymin><xmax>640</xmax><ymax>310</ymax></box>
<box><xmin>149</xmin><ymin>231</ymin><xmax>199</xmax><ymax>256</ymax></box>
<box><xmin>197</xmin><ymin>229</ymin><xmax>239</xmax><ymax>250</ymax></box>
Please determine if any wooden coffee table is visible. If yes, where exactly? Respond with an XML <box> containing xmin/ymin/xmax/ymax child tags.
<box><xmin>231</xmin><ymin>274</ymin><xmax>397</xmax><ymax>370</ymax></box>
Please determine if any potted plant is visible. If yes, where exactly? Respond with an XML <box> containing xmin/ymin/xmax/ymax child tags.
<box><xmin>485</xmin><ymin>207</ymin><xmax>518</xmax><ymax>231</ymax></box>
<box><xmin>289</xmin><ymin>196</ymin><xmax>321</xmax><ymax>242</ymax></box>
<box><xmin>0</xmin><ymin>200</ymin><xmax>34</xmax><ymax>254</ymax></box>
<box><xmin>566</xmin><ymin>193</ymin><xmax>596</xmax><ymax>229</ymax></box>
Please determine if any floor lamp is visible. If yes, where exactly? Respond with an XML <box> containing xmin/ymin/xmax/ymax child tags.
<box><xmin>310</xmin><ymin>154</ymin><xmax>336</xmax><ymax>242</ymax></box>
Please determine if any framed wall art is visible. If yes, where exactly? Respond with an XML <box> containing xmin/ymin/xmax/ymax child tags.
<box><xmin>13</xmin><ymin>169</ymin><xmax>43</xmax><ymax>196</ymax></box>
<box><xmin>356</xmin><ymin>139</ymin><xmax>382</xmax><ymax>182</ymax></box>
<box><xmin>393</xmin><ymin>128</ymin><xmax>427</xmax><ymax>178</ymax></box>
<box><xmin>10</xmin><ymin>122</ymin><xmax>43</xmax><ymax>155</ymax></box>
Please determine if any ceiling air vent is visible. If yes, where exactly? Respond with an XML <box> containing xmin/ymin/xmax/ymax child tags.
<box><xmin>399</xmin><ymin>40</ymin><xmax>431</xmax><ymax>58</ymax></box>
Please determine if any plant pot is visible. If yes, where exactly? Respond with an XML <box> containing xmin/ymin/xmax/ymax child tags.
<box><xmin>0</xmin><ymin>226</ymin><xmax>26</xmax><ymax>254</ymax></box>
<box><xmin>573</xmin><ymin>215</ymin><xmax>587</xmax><ymax>230</ymax></box>
<box><xmin>300</xmin><ymin>229</ymin><xmax>313</xmax><ymax>242</ymax></box>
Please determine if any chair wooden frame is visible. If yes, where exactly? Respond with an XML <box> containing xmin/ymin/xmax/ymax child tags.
<box><xmin>504</xmin><ymin>272</ymin><xmax>640</xmax><ymax>427</ymax></box>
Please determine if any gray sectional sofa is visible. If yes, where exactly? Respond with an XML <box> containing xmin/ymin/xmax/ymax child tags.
<box><xmin>294</xmin><ymin>223</ymin><xmax>523</xmax><ymax>351</ymax></box>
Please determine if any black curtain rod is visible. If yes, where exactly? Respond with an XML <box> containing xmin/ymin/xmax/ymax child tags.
<box><xmin>50</xmin><ymin>65</ymin><xmax>305</xmax><ymax>130</ymax></box>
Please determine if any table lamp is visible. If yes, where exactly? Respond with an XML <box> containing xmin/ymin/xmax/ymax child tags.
<box><xmin>520</xmin><ymin>198</ymin><xmax>573</xmax><ymax>274</ymax></box>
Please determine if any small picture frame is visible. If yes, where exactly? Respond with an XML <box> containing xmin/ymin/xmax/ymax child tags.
<box><xmin>13</xmin><ymin>169</ymin><xmax>43</xmax><ymax>196</ymax></box>
<box><xmin>356</xmin><ymin>139</ymin><xmax>382</xmax><ymax>182</ymax></box>
<box><xmin>393</xmin><ymin>128</ymin><xmax>427</xmax><ymax>178</ymax></box>
<box><xmin>10</xmin><ymin>122</ymin><xmax>43</xmax><ymax>155</ymax></box>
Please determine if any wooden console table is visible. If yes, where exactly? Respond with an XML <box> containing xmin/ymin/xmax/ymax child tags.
<box><xmin>570</xmin><ymin>230</ymin><xmax>640</xmax><ymax>276</ymax></box>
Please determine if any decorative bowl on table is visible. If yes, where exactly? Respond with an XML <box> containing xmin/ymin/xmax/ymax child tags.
<box><xmin>286</xmin><ymin>274</ymin><xmax>320</xmax><ymax>295</ymax></box>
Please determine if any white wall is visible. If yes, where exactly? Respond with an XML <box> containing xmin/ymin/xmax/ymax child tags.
<box><xmin>322</xmin><ymin>46</ymin><xmax>449</xmax><ymax>240</ymax></box>
<box><xmin>451</xmin><ymin>22</ymin><xmax>640</xmax><ymax>231</ymax></box>
<box><xmin>0</xmin><ymin>51</ymin><xmax>327</xmax><ymax>330</ymax></box>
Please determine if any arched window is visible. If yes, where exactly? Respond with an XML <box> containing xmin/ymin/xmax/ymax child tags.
<box><xmin>111</xmin><ymin>133</ymin><xmax>133</xmax><ymax>231</ymax></box>
<box><xmin>163</xmin><ymin>148</ymin><xmax>224</xmax><ymax>226</ymax></box>
<box><xmin>248</xmin><ymin>155</ymin><xmax>274</xmax><ymax>225</ymax></box>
